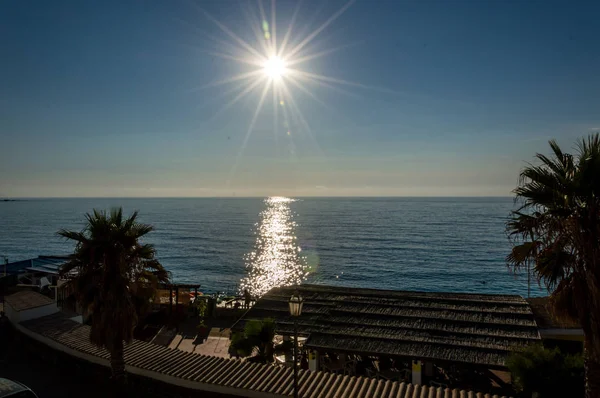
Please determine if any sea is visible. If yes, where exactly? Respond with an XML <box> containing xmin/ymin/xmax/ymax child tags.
<box><xmin>0</xmin><ymin>197</ymin><xmax>545</xmax><ymax>297</ymax></box>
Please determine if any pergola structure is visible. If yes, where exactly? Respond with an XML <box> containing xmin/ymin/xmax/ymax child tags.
<box><xmin>157</xmin><ymin>283</ymin><xmax>201</xmax><ymax>315</ymax></box>
<box><xmin>233</xmin><ymin>284</ymin><xmax>541</xmax><ymax>390</ymax></box>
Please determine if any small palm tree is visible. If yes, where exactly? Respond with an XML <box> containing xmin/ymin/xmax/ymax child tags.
<box><xmin>229</xmin><ymin>318</ymin><xmax>276</xmax><ymax>363</ymax></box>
<box><xmin>507</xmin><ymin>134</ymin><xmax>600</xmax><ymax>398</ymax></box>
<box><xmin>59</xmin><ymin>208</ymin><xmax>170</xmax><ymax>382</ymax></box>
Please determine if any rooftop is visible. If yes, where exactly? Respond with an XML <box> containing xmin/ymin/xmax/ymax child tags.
<box><xmin>234</xmin><ymin>284</ymin><xmax>541</xmax><ymax>368</ymax></box>
<box><xmin>526</xmin><ymin>297</ymin><xmax>580</xmax><ymax>330</ymax></box>
<box><xmin>3</xmin><ymin>255</ymin><xmax>68</xmax><ymax>276</ymax></box>
<box><xmin>19</xmin><ymin>313</ymin><xmax>512</xmax><ymax>398</ymax></box>
<box><xmin>5</xmin><ymin>290</ymin><xmax>55</xmax><ymax>312</ymax></box>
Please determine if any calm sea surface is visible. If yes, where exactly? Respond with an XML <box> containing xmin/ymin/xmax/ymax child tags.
<box><xmin>0</xmin><ymin>197</ymin><xmax>545</xmax><ymax>297</ymax></box>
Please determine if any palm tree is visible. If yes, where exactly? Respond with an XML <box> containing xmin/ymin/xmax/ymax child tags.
<box><xmin>229</xmin><ymin>318</ymin><xmax>277</xmax><ymax>363</ymax></box>
<box><xmin>506</xmin><ymin>134</ymin><xmax>600</xmax><ymax>398</ymax></box>
<box><xmin>59</xmin><ymin>208</ymin><xmax>170</xmax><ymax>383</ymax></box>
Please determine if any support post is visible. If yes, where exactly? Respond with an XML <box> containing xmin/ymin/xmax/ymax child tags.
<box><xmin>412</xmin><ymin>360</ymin><xmax>422</xmax><ymax>385</ymax></box>
<box><xmin>308</xmin><ymin>350</ymin><xmax>319</xmax><ymax>372</ymax></box>
<box><xmin>293</xmin><ymin>318</ymin><xmax>299</xmax><ymax>398</ymax></box>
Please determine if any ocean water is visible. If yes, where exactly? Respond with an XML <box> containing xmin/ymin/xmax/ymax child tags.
<box><xmin>0</xmin><ymin>197</ymin><xmax>545</xmax><ymax>297</ymax></box>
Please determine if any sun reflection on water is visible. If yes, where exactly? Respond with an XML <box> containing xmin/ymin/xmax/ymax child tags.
<box><xmin>239</xmin><ymin>197</ymin><xmax>308</xmax><ymax>297</ymax></box>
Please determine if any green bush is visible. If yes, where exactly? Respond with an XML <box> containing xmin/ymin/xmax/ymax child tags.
<box><xmin>507</xmin><ymin>344</ymin><xmax>584</xmax><ymax>397</ymax></box>
<box><xmin>195</xmin><ymin>298</ymin><xmax>207</xmax><ymax>318</ymax></box>
<box><xmin>229</xmin><ymin>318</ymin><xmax>276</xmax><ymax>363</ymax></box>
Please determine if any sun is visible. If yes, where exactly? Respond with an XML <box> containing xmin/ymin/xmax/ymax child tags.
<box><xmin>263</xmin><ymin>55</ymin><xmax>286</xmax><ymax>79</ymax></box>
<box><xmin>194</xmin><ymin>0</ymin><xmax>360</xmax><ymax>182</ymax></box>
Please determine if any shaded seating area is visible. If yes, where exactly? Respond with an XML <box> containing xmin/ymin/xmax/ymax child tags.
<box><xmin>232</xmin><ymin>284</ymin><xmax>541</xmax><ymax>393</ymax></box>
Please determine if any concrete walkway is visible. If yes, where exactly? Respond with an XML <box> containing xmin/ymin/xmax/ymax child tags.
<box><xmin>169</xmin><ymin>327</ymin><xmax>231</xmax><ymax>358</ymax></box>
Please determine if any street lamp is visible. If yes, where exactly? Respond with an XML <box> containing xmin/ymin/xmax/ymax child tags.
<box><xmin>289</xmin><ymin>291</ymin><xmax>303</xmax><ymax>398</ymax></box>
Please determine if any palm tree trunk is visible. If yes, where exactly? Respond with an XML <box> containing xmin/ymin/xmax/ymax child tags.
<box><xmin>110</xmin><ymin>339</ymin><xmax>127</xmax><ymax>383</ymax></box>
<box><xmin>584</xmin><ymin>334</ymin><xmax>600</xmax><ymax>398</ymax></box>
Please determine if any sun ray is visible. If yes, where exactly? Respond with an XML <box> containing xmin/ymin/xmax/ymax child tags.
<box><xmin>207</xmin><ymin>51</ymin><xmax>266</xmax><ymax>68</ymax></box>
<box><xmin>277</xmin><ymin>0</ymin><xmax>302</xmax><ymax>57</ymax></box>
<box><xmin>170</xmin><ymin>13</ymin><xmax>260</xmax><ymax>59</ymax></box>
<box><xmin>277</xmin><ymin>84</ymin><xmax>291</xmax><ymax>131</ymax></box>
<box><xmin>228</xmin><ymin>80</ymin><xmax>272</xmax><ymax>184</ymax></box>
<box><xmin>207</xmin><ymin>76</ymin><xmax>268</xmax><ymax>122</ymax></box>
<box><xmin>285</xmin><ymin>40</ymin><xmax>363</xmax><ymax>67</ymax></box>
<box><xmin>257</xmin><ymin>0</ymin><xmax>273</xmax><ymax>55</ymax></box>
<box><xmin>168</xmin><ymin>18</ymin><xmax>266</xmax><ymax>69</ymax></box>
<box><xmin>277</xmin><ymin>84</ymin><xmax>293</xmax><ymax>155</ymax></box>
<box><xmin>273</xmin><ymin>76</ymin><xmax>279</xmax><ymax>154</ymax></box>
<box><xmin>190</xmin><ymin>70</ymin><xmax>264</xmax><ymax>92</ymax></box>
<box><xmin>285</xmin><ymin>75</ymin><xmax>358</xmax><ymax>126</ymax></box>
<box><xmin>290</xmin><ymin>72</ymin><xmax>360</xmax><ymax>98</ymax></box>
<box><xmin>286</xmin><ymin>1</ymin><xmax>329</xmax><ymax>55</ymax></box>
<box><xmin>279</xmin><ymin>80</ymin><xmax>325</xmax><ymax>158</ymax></box>
<box><xmin>286</xmin><ymin>0</ymin><xmax>355</xmax><ymax>60</ymax></box>
<box><xmin>284</xmin><ymin>75</ymin><xmax>328</xmax><ymax>108</ymax></box>
<box><xmin>288</xmin><ymin>69</ymin><xmax>398</xmax><ymax>94</ymax></box>
<box><xmin>241</xmin><ymin>1</ymin><xmax>272</xmax><ymax>57</ymax></box>
<box><xmin>271</xmin><ymin>0</ymin><xmax>277</xmax><ymax>56</ymax></box>
<box><xmin>194</xmin><ymin>76</ymin><xmax>256</xmax><ymax>109</ymax></box>
<box><xmin>198</xmin><ymin>6</ymin><xmax>267</xmax><ymax>61</ymax></box>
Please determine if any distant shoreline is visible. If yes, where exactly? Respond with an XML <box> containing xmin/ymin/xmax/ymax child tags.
<box><xmin>0</xmin><ymin>196</ymin><xmax>512</xmax><ymax>200</ymax></box>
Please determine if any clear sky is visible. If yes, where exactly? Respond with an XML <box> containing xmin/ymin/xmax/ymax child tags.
<box><xmin>1</xmin><ymin>0</ymin><xmax>599</xmax><ymax>197</ymax></box>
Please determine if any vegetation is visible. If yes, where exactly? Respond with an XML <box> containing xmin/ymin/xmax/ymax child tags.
<box><xmin>506</xmin><ymin>134</ymin><xmax>600</xmax><ymax>397</ymax></box>
<box><xmin>59</xmin><ymin>208</ymin><xmax>170</xmax><ymax>383</ymax></box>
<box><xmin>229</xmin><ymin>318</ymin><xmax>276</xmax><ymax>363</ymax></box>
<box><xmin>195</xmin><ymin>297</ymin><xmax>208</xmax><ymax>318</ymax></box>
<box><xmin>507</xmin><ymin>345</ymin><xmax>584</xmax><ymax>397</ymax></box>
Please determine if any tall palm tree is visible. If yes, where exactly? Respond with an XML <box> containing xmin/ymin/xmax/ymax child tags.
<box><xmin>507</xmin><ymin>134</ymin><xmax>600</xmax><ymax>398</ymax></box>
<box><xmin>59</xmin><ymin>208</ymin><xmax>170</xmax><ymax>382</ymax></box>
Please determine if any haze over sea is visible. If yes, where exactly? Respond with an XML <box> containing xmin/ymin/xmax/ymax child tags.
<box><xmin>0</xmin><ymin>197</ymin><xmax>544</xmax><ymax>297</ymax></box>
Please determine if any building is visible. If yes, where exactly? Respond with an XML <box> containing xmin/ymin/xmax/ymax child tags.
<box><xmin>3</xmin><ymin>290</ymin><xmax>59</xmax><ymax>324</ymax></box>
<box><xmin>2</xmin><ymin>255</ymin><xmax>68</xmax><ymax>287</ymax></box>
<box><xmin>15</xmin><ymin>311</ymin><xmax>513</xmax><ymax>398</ymax></box>
<box><xmin>234</xmin><ymin>284</ymin><xmax>540</xmax><ymax>391</ymax></box>
<box><xmin>527</xmin><ymin>296</ymin><xmax>583</xmax><ymax>353</ymax></box>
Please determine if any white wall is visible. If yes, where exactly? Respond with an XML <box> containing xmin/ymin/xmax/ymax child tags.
<box><xmin>20</xmin><ymin>303</ymin><xmax>58</xmax><ymax>322</ymax></box>
<box><xmin>5</xmin><ymin>302</ymin><xmax>19</xmax><ymax>323</ymax></box>
<box><xmin>5</xmin><ymin>302</ymin><xmax>58</xmax><ymax>324</ymax></box>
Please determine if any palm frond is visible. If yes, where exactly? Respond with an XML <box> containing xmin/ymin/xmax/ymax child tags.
<box><xmin>57</xmin><ymin>229</ymin><xmax>87</xmax><ymax>243</ymax></box>
<box><xmin>507</xmin><ymin>133</ymin><xmax>600</xmax><ymax>336</ymax></box>
<box><xmin>110</xmin><ymin>207</ymin><xmax>123</xmax><ymax>227</ymax></box>
<box><xmin>506</xmin><ymin>241</ymin><xmax>539</xmax><ymax>270</ymax></box>
<box><xmin>57</xmin><ymin>207</ymin><xmax>168</xmax><ymax>352</ymax></box>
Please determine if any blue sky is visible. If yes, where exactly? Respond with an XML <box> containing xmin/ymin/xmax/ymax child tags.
<box><xmin>1</xmin><ymin>0</ymin><xmax>599</xmax><ymax>197</ymax></box>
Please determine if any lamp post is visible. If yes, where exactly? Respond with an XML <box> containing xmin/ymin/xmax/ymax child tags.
<box><xmin>289</xmin><ymin>291</ymin><xmax>304</xmax><ymax>398</ymax></box>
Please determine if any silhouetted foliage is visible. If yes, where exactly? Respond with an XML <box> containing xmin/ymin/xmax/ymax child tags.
<box><xmin>507</xmin><ymin>134</ymin><xmax>600</xmax><ymax>397</ymax></box>
<box><xmin>507</xmin><ymin>344</ymin><xmax>584</xmax><ymax>397</ymax></box>
<box><xmin>59</xmin><ymin>208</ymin><xmax>170</xmax><ymax>382</ymax></box>
<box><xmin>229</xmin><ymin>318</ymin><xmax>276</xmax><ymax>363</ymax></box>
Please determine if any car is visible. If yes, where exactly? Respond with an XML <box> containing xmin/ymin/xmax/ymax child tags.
<box><xmin>0</xmin><ymin>379</ymin><xmax>38</xmax><ymax>398</ymax></box>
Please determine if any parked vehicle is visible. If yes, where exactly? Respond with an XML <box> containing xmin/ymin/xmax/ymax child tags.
<box><xmin>0</xmin><ymin>378</ymin><xmax>38</xmax><ymax>398</ymax></box>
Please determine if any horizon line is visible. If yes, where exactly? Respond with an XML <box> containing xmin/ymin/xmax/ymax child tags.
<box><xmin>2</xmin><ymin>195</ymin><xmax>514</xmax><ymax>199</ymax></box>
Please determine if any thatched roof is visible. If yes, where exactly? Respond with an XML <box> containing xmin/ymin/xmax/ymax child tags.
<box><xmin>526</xmin><ymin>297</ymin><xmax>580</xmax><ymax>330</ymax></box>
<box><xmin>234</xmin><ymin>285</ymin><xmax>541</xmax><ymax>368</ymax></box>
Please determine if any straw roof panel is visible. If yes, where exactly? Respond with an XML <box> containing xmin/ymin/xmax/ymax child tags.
<box><xmin>234</xmin><ymin>284</ymin><xmax>541</xmax><ymax>368</ymax></box>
